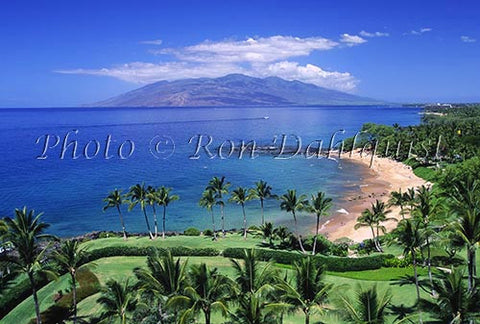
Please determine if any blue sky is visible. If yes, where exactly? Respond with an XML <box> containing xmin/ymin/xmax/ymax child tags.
<box><xmin>0</xmin><ymin>0</ymin><xmax>479</xmax><ymax>107</ymax></box>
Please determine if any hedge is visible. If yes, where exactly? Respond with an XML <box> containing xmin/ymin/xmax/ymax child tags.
<box><xmin>222</xmin><ymin>248</ymin><xmax>396</xmax><ymax>272</ymax></box>
<box><xmin>83</xmin><ymin>246</ymin><xmax>395</xmax><ymax>272</ymax></box>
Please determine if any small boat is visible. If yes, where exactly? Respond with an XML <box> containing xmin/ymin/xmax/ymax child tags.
<box><xmin>263</xmin><ymin>116</ymin><xmax>269</xmax><ymax>119</ymax></box>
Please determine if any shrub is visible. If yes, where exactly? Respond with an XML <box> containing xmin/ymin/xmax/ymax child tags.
<box><xmin>184</xmin><ymin>227</ymin><xmax>201</xmax><ymax>236</ymax></box>
<box><xmin>222</xmin><ymin>248</ymin><xmax>394</xmax><ymax>272</ymax></box>
<box><xmin>382</xmin><ymin>255</ymin><xmax>410</xmax><ymax>268</ymax></box>
<box><xmin>203</xmin><ymin>229</ymin><xmax>214</xmax><ymax>236</ymax></box>
<box><xmin>351</xmin><ymin>239</ymin><xmax>377</xmax><ymax>255</ymax></box>
<box><xmin>27</xmin><ymin>268</ymin><xmax>101</xmax><ymax>324</ymax></box>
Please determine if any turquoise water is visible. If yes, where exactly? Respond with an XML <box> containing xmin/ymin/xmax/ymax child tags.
<box><xmin>0</xmin><ymin>106</ymin><xmax>421</xmax><ymax>236</ymax></box>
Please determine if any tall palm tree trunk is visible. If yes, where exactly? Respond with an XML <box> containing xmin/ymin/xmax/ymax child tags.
<box><xmin>370</xmin><ymin>226</ymin><xmax>381</xmax><ymax>252</ymax></box>
<box><xmin>204</xmin><ymin>310</ymin><xmax>211</xmax><ymax>324</ymax></box>
<box><xmin>28</xmin><ymin>272</ymin><xmax>42</xmax><ymax>324</ymax></box>
<box><xmin>220</xmin><ymin>204</ymin><xmax>226</xmax><ymax>238</ymax></box>
<box><xmin>467</xmin><ymin>246</ymin><xmax>476</xmax><ymax>291</ymax></box>
<box><xmin>412</xmin><ymin>252</ymin><xmax>420</xmax><ymax>301</ymax></box>
<box><xmin>426</xmin><ymin>236</ymin><xmax>433</xmax><ymax>289</ymax></box>
<box><xmin>412</xmin><ymin>251</ymin><xmax>423</xmax><ymax>324</ymax></box>
<box><xmin>116</xmin><ymin>205</ymin><xmax>127</xmax><ymax>240</ymax></box>
<box><xmin>305</xmin><ymin>311</ymin><xmax>310</xmax><ymax>324</ymax></box>
<box><xmin>242</xmin><ymin>203</ymin><xmax>247</xmax><ymax>240</ymax></box>
<box><xmin>375</xmin><ymin>225</ymin><xmax>383</xmax><ymax>252</ymax></box>
<box><xmin>152</xmin><ymin>205</ymin><xmax>158</xmax><ymax>238</ymax></box>
<box><xmin>293</xmin><ymin>212</ymin><xmax>306</xmax><ymax>253</ymax></box>
<box><xmin>211</xmin><ymin>210</ymin><xmax>217</xmax><ymax>241</ymax></box>
<box><xmin>162</xmin><ymin>206</ymin><xmax>167</xmax><ymax>240</ymax></box>
<box><xmin>260</xmin><ymin>199</ymin><xmax>265</xmax><ymax>226</ymax></box>
<box><xmin>142</xmin><ymin>207</ymin><xmax>154</xmax><ymax>239</ymax></box>
<box><xmin>312</xmin><ymin>215</ymin><xmax>320</xmax><ymax>256</ymax></box>
<box><xmin>71</xmin><ymin>273</ymin><xmax>77</xmax><ymax>324</ymax></box>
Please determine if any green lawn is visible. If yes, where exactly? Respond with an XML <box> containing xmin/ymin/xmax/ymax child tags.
<box><xmin>80</xmin><ymin>233</ymin><xmax>264</xmax><ymax>251</ymax></box>
<box><xmin>2</xmin><ymin>235</ymin><xmax>438</xmax><ymax>324</ymax></box>
<box><xmin>1</xmin><ymin>274</ymin><xmax>71</xmax><ymax>324</ymax></box>
<box><xmin>328</xmin><ymin>266</ymin><xmax>429</xmax><ymax>281</ymax></box>
<box><xmin>4</xmin><ymin>255</ymin><xmax>425</xmax><ymax>324</ymax></box>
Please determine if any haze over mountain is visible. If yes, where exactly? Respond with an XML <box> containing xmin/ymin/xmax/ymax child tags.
<box><xmin>89</xmin><ymin>74</ymin><xmax>384</xmax><ymax>107</ymax></box>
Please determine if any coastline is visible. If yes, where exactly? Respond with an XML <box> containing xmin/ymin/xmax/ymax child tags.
<box><xmin>318</xmin><ymin>151</ymin><xmax>426</xmax><ymax>242</ymax></box>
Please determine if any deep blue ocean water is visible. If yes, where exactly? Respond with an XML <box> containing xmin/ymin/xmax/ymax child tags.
<box><xmin>0</xmin><ymin>106</ymin><xmax>421</xmax><ymax>237</ymax></box>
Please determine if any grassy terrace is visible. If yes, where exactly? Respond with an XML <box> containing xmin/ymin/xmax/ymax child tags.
<box><xmin>2</xmin><ymin>234</ymin><xmax>430</xmax><ymax>324</ymax></box>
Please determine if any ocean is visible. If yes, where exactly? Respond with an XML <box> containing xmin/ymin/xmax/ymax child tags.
<box><xmin>0</xmin><ymin>106</ymin><xmax>421</xmax><ymax>237</ymax></box>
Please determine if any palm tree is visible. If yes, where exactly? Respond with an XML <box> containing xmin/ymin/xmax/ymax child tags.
<box><xmin>157</xmin><ymin>186</ymin><xmax>179</xmax><ymax>240</ymax></box>
<box><xmin>405</xmin><ymin>187</ymin><xmax>417</xmax><ymax>215</ymax></box>
<box><xmin>231</xmin><ymin>249</ymin><xmax>278</xmax><ymax>294</ymax></box>
<box><xmin>355</xmin><ymin>208</ymin><xmax>380</xmax><ymax>252</ymax></box>
<box><xmin>3</xmin><ymin>207</ymin><xmax>55</xmax><ymax>324</ymax></box>
<box><xmin>199</xmin><ymin>189</ymin><xmax>217</xmax><ymax>241</ymax></box>
<box><xmin>146</xmin><ymin>186</ymin><xmax>160</xmax><ymax>238</ymax></box>
<box><xmin>97</xmin><ymin>279</ymin><xmax>137</xmax><ymax>324</ymax></box>
<box><xmin>249</xmin><ymin>180</ymin><xmax>274</xmax><ymax>226</ymax></box>
<box><xmin>167</xmin><ymin>263</ymin><xmax>230</xmax><ymax>324</ymax></box>
<box><xmin>393</xmin><ymin>219</ymin><xmax>423</xmax><ymax>304</ymax></box>
<box><xmin>207</xmin><ymin>176</ymin><xmax>230</xmax><ymax>238</ymax></box>
<box><xmin>413</xmin><ymin>185</ymin><xmax>441</xmax><ymax>290</ymax></box>
<box><xmin>277</xmin><ymin>257</ymin><xmax>331</xmax><ymax>324</ymax></box>
<box><xmin>306</xmin><ymin>192</ymin><xmax>332</xmax><ymax>255</ymax></box>
<box><xmin>420</xmin><ymin>269</ymin><xmax>480</xmax><ymax>323</ymax></box>
<box><xmin>230</xmin><ymin>249</ymin><xmax>285</xmax><ymax>324</ymax></box>
<box><xmin>448</xmin><ymin>177</ymin><xmax>480</xmax><ymax>291</ymax></box>
<box><xmin>127</xmin><ymin>183</ymin><xmax>154</xmax><ymax>239</ymax></box>
<box><xmin>372</xmin><ymin>200</ymin><xmax>396</xmax><ymax>252</ymax></box>
<box><xmin>336</xmin><ymin>285</ymin><xmax>393</xmax><ymax>324</ymax></box>
<box><xmin>230</xmin><ymin>187</ymin><xmax>250</xmax><ymax>239</ymax></box>
<box><xmin>54</xmin><ymin>240</ymin><xmax>88</xmax><ymax>324</ymax></box>
<box><xmin>273</xmin><ymin>225</ymin><xmax>291</xmax><ymax>246</ymax></box>
<box><xmin>257</xmin><ymin>222</ymin><xmax>275</xmax><ymax>247</ymax></box>
<box><xmin>389</xmin><ymin>189</ymin><xmax>408</xmax><ymax>220</ymax></box>
<box><xmin>280</xmin><ymin>190</ymin><xmax>308</xmax><ymax>254</ymax></box>
<box><xmin>230</xmin><ymin>286</ymin><xmax>286</xmax><ymax>324</ymax></box>
<box><xmin>134</xmin><ymin>251</ymin><xmax>188</xmax><ymax>321</ymax></box>
<box><xmin>103</xmin><ymin>189</ymin><xmax>128</xmax><ymax>240</ymax></box>
<box><xmin>355</xmin><ymin>200</ymin><xmax>395</xmax><ymax>253</ymax></box>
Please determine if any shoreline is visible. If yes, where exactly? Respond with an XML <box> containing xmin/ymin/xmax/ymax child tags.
<box><xmin>318</xmin><ymin>151</ymin><xmax>426</xmax><ymax>243</ymax></box>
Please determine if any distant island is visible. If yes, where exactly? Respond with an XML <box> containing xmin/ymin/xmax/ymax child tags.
<box><xmin>88</xmin><ymin>74</ymin><xmax>385</xmax><ymax>107</ymax></box>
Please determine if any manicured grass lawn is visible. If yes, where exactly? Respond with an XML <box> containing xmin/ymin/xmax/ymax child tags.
<box><xmin>329</xmin><ymin>266</ymin><xmax>429</xmax><ymax>281</ymax></box>
<box><xmin>1</xmin><ymin>274</ymin><xmax>71</xmax><ymax>324</ymax></box>
<box><xmin>5</xmin><ymin>255</ymin><xmax>425</xmax><ymax>324</ymax></box>
<box><xmin>80</xmin><ymin>233</ymin><xmax>264</xmax><ymax>251</ymax></box>
<box><xmin>3</xmin><ymin>235</ymin><xmax>435</xmax><ymax>324</ymax></box>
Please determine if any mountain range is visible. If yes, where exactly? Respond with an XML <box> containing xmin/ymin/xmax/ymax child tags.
<box><xmin>89</xmin><ymin>74</ymin><xmax>384</xmax><ymax>107</ymax></box>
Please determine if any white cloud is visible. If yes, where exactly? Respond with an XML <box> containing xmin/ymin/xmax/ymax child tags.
<box><xmin>154</xmin><ymin>35</ymin><xmax>338</xmax><ymax>63</ymax></box>
<box><xmin>57</xmin><ymin>62</ymin><xmax>247</xmax><ymax>84</ymax></box>
<box><xmin>339</xmin><ymin>33</ymin><xmax>367</xmax><ymax>46</ymax></box>
<box><xmin>359</xmin><ymin>30</ymin><xmax>389</xmax><ymax>37</ymax></box>
<box><xmin>406</xmin><ymin>27</ymin><xmax>432</xmax><ymax>35</ymax></box>
<box><xmin>139</xmin><ymin>39</ymin><xmax>163</xmax><ymax>45</ymax></box>
<box><xmin>58</xmin><ymin>35</ymin><xmax>366</xmax><ymax>92</ymax></box>
<box><xmin>257</xmin><ymin>61</ymin><xmax>357</xmax><ymax>91</ymax></box>
<box><xmin>461</xmin><ymin>35</ymin><xmax>476</xmax><ymax>43</ymax></box>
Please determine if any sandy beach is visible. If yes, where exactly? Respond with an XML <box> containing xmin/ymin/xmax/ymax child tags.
<box><xmin>318</xmin><ymin>151</ymin><xmax>426</xmax><ymax>242</ymax></box>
